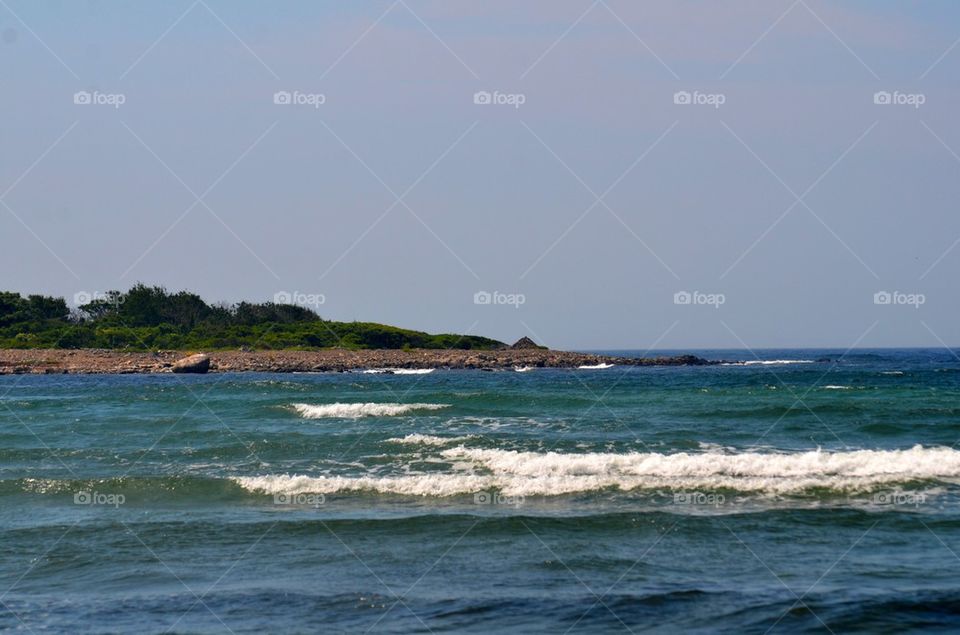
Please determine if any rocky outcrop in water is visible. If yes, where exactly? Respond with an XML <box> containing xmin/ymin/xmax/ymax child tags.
<box><xmin>510</xmin><ymin>337</ymin><xmax>542</xmax><ymax>350</ymax></box>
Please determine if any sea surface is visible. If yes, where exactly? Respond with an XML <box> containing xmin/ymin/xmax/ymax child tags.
<box><xmin>3</xmin><ymin>348</ymin><xmax>960</xmax><ymax>633</ymax></box>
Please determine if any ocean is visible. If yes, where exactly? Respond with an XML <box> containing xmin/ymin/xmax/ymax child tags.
<box><xmin>2</xmin><ymin>348</ymin><xmax>960</xmax><ymax>633</ymax></box>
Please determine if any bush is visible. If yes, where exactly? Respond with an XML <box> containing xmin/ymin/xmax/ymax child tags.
<box><xmin>0</xmin><ymin>285</ymin><xmax>505</xmax><ymax>351</ymax></box>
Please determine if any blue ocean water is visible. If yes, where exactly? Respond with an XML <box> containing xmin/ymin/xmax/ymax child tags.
<box><xmin>2</xmin><ymin>348</ymin><xmax>960</xmax><ymax>633</ymax></box>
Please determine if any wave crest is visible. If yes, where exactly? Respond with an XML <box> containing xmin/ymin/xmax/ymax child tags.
<box><xmin>234</xmin><ymin>445</ymin><xmax>960</xmax><ymax>497</ymax></box>
<box><xmin>292</xmin><ymin>403</ymin><xmax>449</xmax><ymax>418</ymax></box>
<box><xmin>361</xmin><ymin>368</ymin><xmax>435</xmax><ymax>375</ymax></box>
<box><xmin>722</xmin><ymin>360</ymin><xmax>815</xmax><ymax>366</ymax></box>
<box><xmin>386</xmin><ymin>434</ymin><xmax>477</xmax><ymax>446</ymax></box>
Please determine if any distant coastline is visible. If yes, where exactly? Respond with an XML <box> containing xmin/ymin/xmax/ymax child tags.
<box><xmin>0</xmin><ymin>285</ymin><xmax>723</xmax><ymax>373</ymax></box>
<box><xmin>0</xmin><ymin>285</ymin><xmax>503</xmax><ymax>351</ymax></box>
<box><xmin>0</xmin><ymin>348</ymin><xmax>715</xmax><ymax>375</ymax></box>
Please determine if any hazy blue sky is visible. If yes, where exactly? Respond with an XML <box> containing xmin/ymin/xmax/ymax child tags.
<box><xmin>1</xmin><ymin>1</ymin><xmax>958</xmax><ymax>349</ymax></box>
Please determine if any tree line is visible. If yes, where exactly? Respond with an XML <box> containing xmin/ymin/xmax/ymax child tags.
<box><xmin>0</xmin><ymin>284</ymin><xmax>503</xmax><ymax>350</ymax></box>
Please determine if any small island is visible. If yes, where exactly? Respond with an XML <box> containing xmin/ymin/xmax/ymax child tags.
<box><xmin>0</xmin><ymin>285</ymin><xmax>714</xmax><ymax>374</ymax></box>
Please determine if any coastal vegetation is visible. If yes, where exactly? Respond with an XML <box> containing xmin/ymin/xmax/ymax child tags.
<box><xmin>0</xmin><ymin>285</ymin><xmax>504</xmax><ymax>351</ymax></box>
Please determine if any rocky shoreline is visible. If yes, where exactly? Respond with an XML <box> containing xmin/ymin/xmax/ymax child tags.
<box><xmin>0</xmin><ymin>348</ymin><xmax>717</xmax><ymax>375</ymax></box>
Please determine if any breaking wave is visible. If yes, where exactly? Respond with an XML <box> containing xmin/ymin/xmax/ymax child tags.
<box><xmin>723</xmin><ymin>360</ymin><xmax>816</xmax><ymax>366</ymax></box>
<box><xmin>292</xmin><ymin>403</ymin><xmax>450</xmax><ymax>418</ymax></box>
<box><xmin>385</xmin><ymin>434</ymin><xmax>477</xmax><ymax>447</ymax></box>
<box><xmin>234</xmin><ymin>445</ymin><xmax>960</xmax><ymax>497</ymax></box>
<box><xmin>361</xmin><ymin>368</ymin><xmax>435</xmax><ymax>375</ymax></box>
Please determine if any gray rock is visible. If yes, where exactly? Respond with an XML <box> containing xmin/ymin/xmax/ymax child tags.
<box><xmin>510</xmin><ymin>337</ymin><xmax>541</xmax><ymax>350</ymax></box>
<box><xmin>171</xmin><ymin>353</ymin><xmax>210</xmax><ymax>374</ymax></box>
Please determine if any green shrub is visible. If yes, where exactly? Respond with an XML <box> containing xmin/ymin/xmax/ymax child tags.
<box><xmin>0</xmin><ymin>286</ymin><xmax>505</xmax><ymax>351</ymax></box>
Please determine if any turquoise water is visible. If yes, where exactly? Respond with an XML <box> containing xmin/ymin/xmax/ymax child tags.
<box><xmin>3</xmin><ymin>349</ymin><xmax>960</xmax><ymax>633</ymax></box>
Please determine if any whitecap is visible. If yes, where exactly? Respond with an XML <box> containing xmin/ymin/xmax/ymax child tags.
<box><xmin>234</xmin><ymin>445</ymin><xmax>960</xmax><ymax>497</ymax></box>
<box><xmin>386</xmin><ymin>434</ymin><xmax>476</xmax><ymax>447</ymax></box>
<box><xmin>291</xmin><ymin>402</ymin><xmax>449</xmax><ymax>418</ymax></box>
<box><xmin>736</xmin><ymin>360</ymin><xmax>815</xmax><ymax>366</ymax></box>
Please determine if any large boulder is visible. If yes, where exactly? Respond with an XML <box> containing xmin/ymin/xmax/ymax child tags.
<box><xmin>171</xmin><ymin>353</ymin><xmax>210</xmax><ymax>374</ymax></box>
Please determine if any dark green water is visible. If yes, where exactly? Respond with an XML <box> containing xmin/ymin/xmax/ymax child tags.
<box><xmin>3</xmin><ymin>349</ymin><xmax>960</xmax><ymax>633</ymax></box>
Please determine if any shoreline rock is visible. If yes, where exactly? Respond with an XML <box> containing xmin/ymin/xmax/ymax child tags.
<box><xmin>0</xmin><ymin>348</ymin><xmax>720</xmax><ymax>375</ymax></box>
<box><xmin>171</xmin><ymin>353</ymin><xmax>211</xmax><ymax>374</ymax></box>
<box><xmin>510</xmin><ymin>337</ymin><xmax>542</xmax><ymax>350</ymax></box>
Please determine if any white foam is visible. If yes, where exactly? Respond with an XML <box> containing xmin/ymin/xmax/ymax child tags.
<box><xmin>724</xmin><ymin>360</ymin><xmax>815</xmax><ymax>366</ymax></box>
<box><xmin>386</xmin><ymin>434</ymin><xmax>476</xmax><ymax>447</ymax></box>
<box><xmin>235</xmin><ymin>473</ymin><xmax>490</xmax><ymax>497</ymax></box>
<box><xmin>882</xmin><ymin>371</ymin><xmax>905</xmax><ymax>376</ymax></box>
<box><xmin>291</xmin><ymin>403</ymin><xmax>449</xmax><ymax>418</ymax></box>
<box><xmin>514</xmin><ymin>366</ymin><xmax>535</xmax><ymax>372</ymax></box>
<box><xmin>822</xmin><ymin>385</ymin><xmax>851</xmax><ymax>390</ymax></box>
<box><xmin>233</xmin><ymin>445</ymin><xmax>960</xmax><ymax>497</ymax></box>
<box><xmin>578</xmin><ymin>363</ymin><xmax>614</xmax><ymax>369</ymax></box>
<box><xmin>362</xmin><ymin>368</ymin><xmax>435</xmax><ymax>375</ymax></box>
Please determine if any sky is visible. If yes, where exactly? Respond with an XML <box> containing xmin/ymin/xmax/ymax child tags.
<box><xmin>1</xmin><ymin>0</ymin><xmax>959</xmax><ymax>350</ymax></box>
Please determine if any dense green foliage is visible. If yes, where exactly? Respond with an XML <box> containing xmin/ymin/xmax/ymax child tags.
<box><xmin>0</xmin><ymin>285</ymin><xmax>504</xmax><ymax>351</ymax></box>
